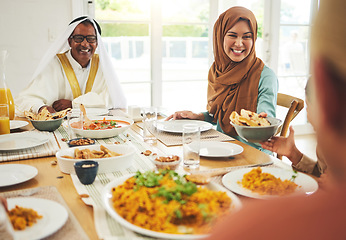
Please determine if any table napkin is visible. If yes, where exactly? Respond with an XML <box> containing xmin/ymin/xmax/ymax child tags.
<box><xmin>0</xmin><ymin>130</ymin><xmax>60</xmax><ymax>162</ymax></box>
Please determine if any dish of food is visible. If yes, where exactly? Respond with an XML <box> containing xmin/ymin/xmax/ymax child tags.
<box><xmin>230</xmin><ymin>116</ymin><xmax>282</xmax><ymax>143</ymax></box>
<box><xmin>8</xmin><ymin>205</ymin><xmax>42</xmax><ymax>230</ymax></box>
<box><xmin>69</xmin><ymin>116</ymin><xmax>134</xmax><ymax>139</ymax></box>
<box><xmin>10</xmin><ymin>120</ymin><xmax>28</xmax><ymax>130</ymax></box>
<box><xmin>67</xmin><ymin>137</ymin><xmax>95</xmax><ymax>147</ymax></box>
<box><xmin>0</xmin><ymin>164</ymin><xmax>38</xmax><ymax>187</ymax></box>
<box><xmin>7</xmin><ymin>197</ymin><xmax>68</xmax><ymax>240</ymax></box>
<box><xmin>230</xmin><ymin>109</ymin><xmax>270</xmax><ymax>127</ymax></box>
<box><xmin>198</xmin><ymin>141</ymin><xmax>243</xmax><ymax>158</ymax></box>
<box><xmin>102</xmin><ymin>170</ymin><xmax>242</xmax><ymax>239</ymax></box>
<box><xmin>222</xmin><ymin>167</ymin><xmax>318</xmax><ymax>199</ymax></box>
<box><xmin>56</xmin><ymin>144</ymin><xmax>135</xmax><ymax>174</ymax></box>
<box><xmin>62</xmin><ymin>145</ymin><xmax>122</xmax><ymax>159</ymax></box>
<box><xmin>155</xmin><ymin>120</ymin><xmax>213</xmax><ymax>133</ymax></box>
<box><xmin>152</xmin><ymin>155</ymin><xmax>181</xmax><ymax>170</ymax></box>
<box><xmin>0</xmin><ymin>131</ymin><xmax>50</xmax><ymax>151</ymax></box>
<box><xmin>24</xmin><ymin>107</ymin><xmax>70</xmax><ymax>121</ymax></box>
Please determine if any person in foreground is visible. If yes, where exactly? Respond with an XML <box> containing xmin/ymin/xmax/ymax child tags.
<box><xmin>167</xmin><ymin>7</ymin><xmax>278</xmax><ymax>151</ymax></box>
<box><xmin>206</xmin><ymin>0</ymin><xmax>346</xmax><ymax>239</ymax></box>
<box><xmin>261</xmin><ymin>79</ymin><xmax>327</xmax><ymax>177</ymax></box>
<box><xmin>15</xmin><ymin>16</ymin><xmax>126</xmax><ymax>115</ymax></box>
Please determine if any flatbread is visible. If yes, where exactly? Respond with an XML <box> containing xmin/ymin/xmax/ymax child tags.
<box><xmin>24</xmin><ymin>107</ymin><xmax>71</xmax><ymax>121</ymax></box>
<box><xmin>230</xmin><ymin>109</ymin><xmax>270</xmax><ymax>127</ymax></box>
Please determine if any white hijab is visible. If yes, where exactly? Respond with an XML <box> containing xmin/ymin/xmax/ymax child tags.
<box><xmin>31</xmin><ymin>16</ymin><xmax>127</xmax><ymax>109</ymax></box>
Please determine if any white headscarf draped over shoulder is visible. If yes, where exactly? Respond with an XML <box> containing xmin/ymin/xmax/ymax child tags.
<box><xmin>31</xmin><ymin>16</ymin><xmax>127</xmax><ymax>109</ymax></box>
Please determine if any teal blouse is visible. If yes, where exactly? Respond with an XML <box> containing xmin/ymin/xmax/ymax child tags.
<box><xmin>203</xmin><ymin>65</ymin><xmax>278</xmax><ymax>154</ymax></box>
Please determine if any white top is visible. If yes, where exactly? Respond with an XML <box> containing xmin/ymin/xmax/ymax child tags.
<box><xmin>15</xmin><ymin>50</ymin><xmax>112</xmax><ymax>114</ymax></box>
<box><xmin>15</xmin><ymin>16</ymin><xmax>126</xmax><ymax>115</ymax></box>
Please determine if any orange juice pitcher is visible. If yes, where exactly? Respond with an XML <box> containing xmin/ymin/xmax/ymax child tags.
<box><xmin>0</xmin><ymin>50</ymin><xmax>15</xmax><ymax>120</ymax></box>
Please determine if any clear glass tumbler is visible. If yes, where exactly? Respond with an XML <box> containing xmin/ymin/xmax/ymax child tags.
<box><xmin>141</xmin><ymin>107</ymin><xmax>157</xmax><ymax>145</ymax></box>
<box><xmin>183</xmin><ymin>124</ymin><xmax>200</xmax><ymax>169</ymax></box>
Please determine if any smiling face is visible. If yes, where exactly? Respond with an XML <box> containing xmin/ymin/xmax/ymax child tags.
<box><xmin>68</xmin><ymin>22</ymin><xmax>98</xmax><ymax>68</ymax></box>
<box><xmin>223</xmin><ymin>20</ymin><xmax>253</xmax><ymax>62</ymax></box>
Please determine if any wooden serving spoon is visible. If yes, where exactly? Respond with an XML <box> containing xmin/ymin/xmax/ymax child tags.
<box><xmin>79</xmin><ymin>104</ymin><xmax>92</xmax><ymax>126</ymax></box>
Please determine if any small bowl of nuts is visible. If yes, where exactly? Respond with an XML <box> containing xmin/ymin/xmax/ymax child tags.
<box><xmin>67</xmin><ymin>137</ymin><xmax>96</xmax><ymax>147</ymax></box>
<box><xmin>151</xmin><ymin>155</ymin><xmax>181</xmax><ymax>170</ymax></box>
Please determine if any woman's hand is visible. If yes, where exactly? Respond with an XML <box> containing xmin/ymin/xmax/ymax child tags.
<box><xmin>165</xmin><ymin>111</ymin><xmax>205</xmax><ymax>121</ymax></box>
<box><xmin>261</xmin><ymin>126</ymin><xmax>303</xmax><ymax>165</ymax></box>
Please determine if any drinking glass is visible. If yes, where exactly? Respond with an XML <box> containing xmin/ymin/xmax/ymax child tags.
<box><xmin>141</xmin><ymin>107</ymin><xmax>157</xmax><ymax>144</ymax></box>
<box><xmin>183</xmin><ymin>124</ymin><xmax>200</xmax><ymax>169</ymax></box>
<box><xmin>0</xmin><ymin>104</ymin><xmax>10</xmax><ymax>135</ymax></box>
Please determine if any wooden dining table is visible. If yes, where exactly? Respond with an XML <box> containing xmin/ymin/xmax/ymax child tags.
<box><xmin>0</xmin><ymin>116</ymin><xmax>274</xmax><ymax>239</ymax></box>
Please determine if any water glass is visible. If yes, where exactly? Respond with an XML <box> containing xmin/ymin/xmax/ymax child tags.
<box><xmin>141</xmin><ymin>107</ymin><xmax>157</xmax><ymax>144</ymax></box>
<box><xmin>0</xmin><ymin>104</ymin><xmax>10</xmax><ymax>135</ymax></box>
<box><xmin>183</xmin><ymin>124</ymin><xmax>200</xmax><ymax>169</ymax></box>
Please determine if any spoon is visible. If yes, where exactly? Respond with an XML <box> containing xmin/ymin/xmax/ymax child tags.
<box><xmin>185</xmin><ymin>162</ymin><xmax>274</xmax><ymax>185</ymax></box>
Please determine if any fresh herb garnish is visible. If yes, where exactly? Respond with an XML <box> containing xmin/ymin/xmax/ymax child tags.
<box><xmin>290</xmin><ymin>170</ymin><xmax>298</xmax><ymax>182</ymax></box>
<box><xmin>110</xmin><ymin>121</ymin><xmax>118</xmax><ymax>126</ymax></box>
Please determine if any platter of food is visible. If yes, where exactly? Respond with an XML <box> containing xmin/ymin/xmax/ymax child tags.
<box><xmin>222</xmin><ymin>167</ymin><xmax>318</xmax><ymax>199</ymax></box>
<box><xmin>69</xmin><ymin>116</ymin><xmax>134</xmax><ymax>139</ymax></box>
<box><xmin>155</xmin><ymin>120</ymin><xmax>213</xmax><ymax>133</ymax></box>
<box><xmin>56</xmin><ymin>144</ymin><xmax>135</xmax><ymax>174</ymax></box>
<box><xmin>102</xmin><ymin>170</ymin><xmax>242</xmax><ymax>239</ymax></box>
<box><xmin>7</xmin><ymin>197</ymin><xmax>68</xmax><ymax>240</ymax></box>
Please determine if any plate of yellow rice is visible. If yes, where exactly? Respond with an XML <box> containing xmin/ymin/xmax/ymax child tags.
<box><xmin>222</xmin><ymin>167</ymin><xmax>318</xmax><ymax>199</ymax></box>
<box><xmin>102</xmin><ymin>170</ymin><xmax>242</xmax><ymax>239</ymax></box>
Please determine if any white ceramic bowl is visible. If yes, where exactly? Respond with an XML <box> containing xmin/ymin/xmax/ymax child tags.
<box><xmin>56</xmin><ymin>144</ymin><xmax>135</xmax><ymax>174</ymax></box>
<box><xmin>230</xmin><ymin>116</ymin><xmax>282</xmax><ymax>143</ymax></box>
<box><xmin>69</xmin><ymin>116</ymin><xmax>134</xmax><ymax>139</ymax></box>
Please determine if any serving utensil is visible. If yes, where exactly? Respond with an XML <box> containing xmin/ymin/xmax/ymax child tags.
<box><xmin>186</xmin><ymin>162</ymin><xmax>273</xmax><ymax>185</ymax></box>
<box><xmin>79</xmin><ymin>104</ymin><xmax>92</xmax><ymax>126</ymax></box>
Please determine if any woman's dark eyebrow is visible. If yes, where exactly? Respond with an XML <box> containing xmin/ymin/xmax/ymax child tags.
<box><xmin>226</xmin><ymin>31</ymin><xmax>253</xmax><ymax>35</ymax></box>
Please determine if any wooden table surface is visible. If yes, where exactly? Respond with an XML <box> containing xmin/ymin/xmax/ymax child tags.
<box><xmin>0</xmin><ymin>119</ymin><xmax>273</xmax><ymax>239</ymax></box>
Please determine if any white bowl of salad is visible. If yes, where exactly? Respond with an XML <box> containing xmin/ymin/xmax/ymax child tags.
<box><xmin>69</xmin><ymin>116</ymin><xmax>134</xmax><ymax>139</ymax></box>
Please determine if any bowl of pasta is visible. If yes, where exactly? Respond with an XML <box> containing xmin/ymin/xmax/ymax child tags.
<box><xmin>230</xmin><ymin>109</ymin><xmax>282</xmax><ymax>142</ymax></box>
<box><xmin>69</xmin><ymin>116</ymin><xmax>134</xmax><ymax>139</ymax></box>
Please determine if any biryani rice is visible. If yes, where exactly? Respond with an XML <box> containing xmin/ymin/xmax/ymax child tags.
<box><xmin>111</xmin><ymin>170</ymin><xmax>231</xmax><ymax>234</ymax></box>
<box><xmin>240</xmin><ymin>167</ymin><xmax>299</xmax><ymax>196</ymax></box>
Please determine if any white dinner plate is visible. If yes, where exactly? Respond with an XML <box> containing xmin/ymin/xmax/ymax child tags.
<box><xmin>7</xmin><ymin>197</ymin><xmax>68</xmax><ymax>240</ymax></box>
<box><xmin>155</xmin><ymin>120</ymin><xmax>213</xmax><ymax>133</ymax></box>
<box><xmin>199</xmin><ymin>141</ymin><xmax>243</xmax><ymax>157</ymax></box>
<box><xmin>102</xmin><ymin>174</ymin><xmax>242</xmax><ymax>239</ymax></box>
<box><xmin>70</xmin><ymin>108</ymin><xmax>109</xmax><ymax>118</ymax></box>
<box><xmin>0</xmin><ymin>131</ymin><xmax>50</xmax><ymax>151</ymax></box>
<box><xmin>10</xmin><ymin>120</ymin><xmax>29</xmax><ymax>130</ymax></box>
<box><xmin>222</xmin><ymin>167</ymin><xmax>319</xmax><ymax>199</ymax></box>
<box><xmin>0</xmin><ymin>164</ymin><xmax>38</xmax><ymax>187</ymax></box>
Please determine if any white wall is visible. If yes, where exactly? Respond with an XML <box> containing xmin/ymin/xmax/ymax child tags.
<box><xmin>0</xmin><ymin>0</ymin><xmax>86</xmax><ymax>97</ymax></box>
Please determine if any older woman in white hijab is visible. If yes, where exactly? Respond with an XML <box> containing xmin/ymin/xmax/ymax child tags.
<box><xmin>15</xmin><ymin>16</ymin><xmax>126</xmax><ymax>115</ymax></box>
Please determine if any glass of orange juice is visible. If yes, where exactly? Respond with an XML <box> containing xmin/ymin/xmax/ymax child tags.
<box><xmin>0</xmin><ymin>104</ymin><xmax>10</xmax><ymax>135</ymax></box>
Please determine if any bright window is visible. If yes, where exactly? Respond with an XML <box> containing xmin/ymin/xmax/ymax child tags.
<box><xmin>95</xmin><ymin>0</ymin><xmax>318</xmax><ymax>127</ymax></box>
